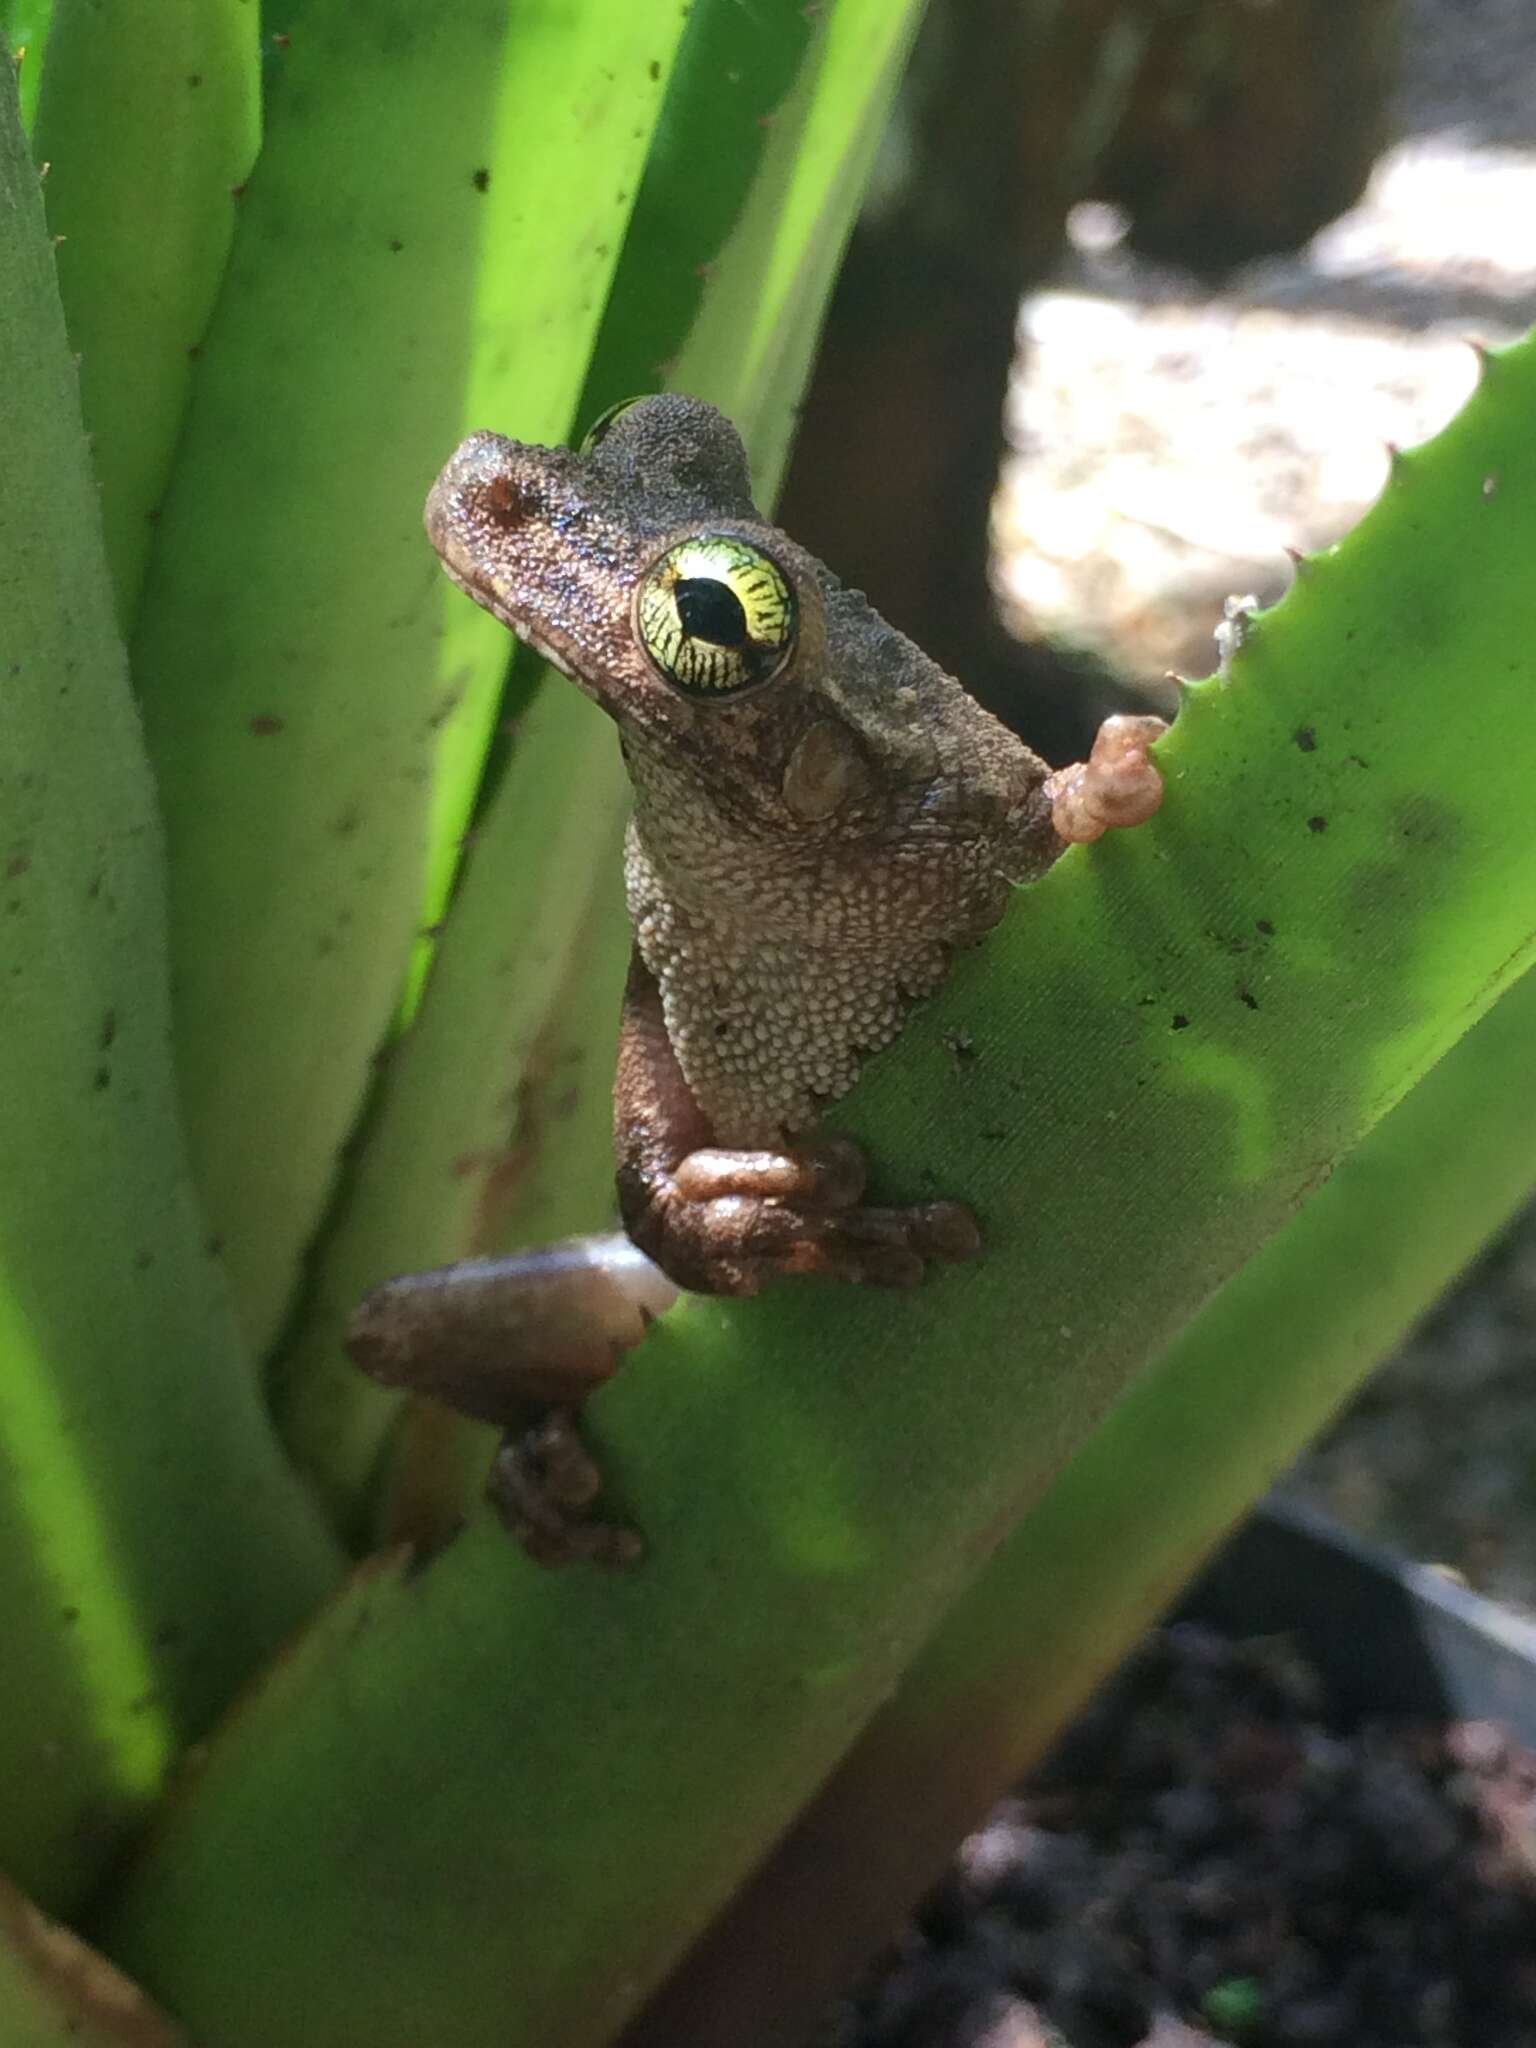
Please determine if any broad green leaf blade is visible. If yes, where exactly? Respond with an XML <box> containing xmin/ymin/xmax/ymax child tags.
<box><xmin>94</xmin><ymin>345</ymin><xmax>1536</xmax><ymax>2048</ymax></box>
<box><xmin>628</xmin><ymin>958</ymin><xmax>1536</xmax><ymax>2048</ymax></box>
<box><xmin>0</xmin><ymin>67</ymin><xmax>339</xmax><ymax>1913</ymax></box>
<box><xmin>33</xmin><ymin>0</ymin><xmax>260</xmax><ymax>625</ymax></box>
<box><xmin>133</xmin><ymin>0</ymin><xmax>687</xmax><ymax>1357</ymax></box>
<box><xmin>916</xmin><ymin>950</ymin><xmax>1536</xmax><ymax>1860</ymax></box>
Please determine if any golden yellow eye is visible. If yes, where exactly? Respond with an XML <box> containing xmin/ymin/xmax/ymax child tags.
<box><xmin>635</xmin><ymin>536</ymin><xmax>797</xmax><ymax>700</ymax></box>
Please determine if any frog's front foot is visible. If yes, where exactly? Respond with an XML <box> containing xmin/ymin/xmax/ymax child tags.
<box><xmin>619</xmin><ymin>1134</ymin><xmax>982</xmax><ymax>1296</ymax></box>
<box><xmin>1046</xmin><ymin>712</ymin><xmax>1167</xmax><ymax>845</ymax></box>
<box><xmin>489</xmin><ymin>1411</ymin><xmax>646</xmax><ymax>1569</ymax></box>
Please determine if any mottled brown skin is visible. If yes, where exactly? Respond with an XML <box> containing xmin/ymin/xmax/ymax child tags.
<box><xmin>346</xmin><ymin>396</ymin><xmax>1164</xmax><ymax>1564</ymax></box>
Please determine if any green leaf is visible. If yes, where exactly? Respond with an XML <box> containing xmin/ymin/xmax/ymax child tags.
<box><xmin>33</xmin><ymin>0</ymin><xmax>261</xmax><ymax>625</ymax></box>
<box><xmin>0</xmin><ymin>62</ymin><xmax>339</xmax><ymax>1913</ymax></box>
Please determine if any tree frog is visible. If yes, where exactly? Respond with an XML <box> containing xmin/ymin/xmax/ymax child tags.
<box><xmin>347</xmin><ymin>396</ymin><xmax>1164</xmax><ymax>1565</ymax></box>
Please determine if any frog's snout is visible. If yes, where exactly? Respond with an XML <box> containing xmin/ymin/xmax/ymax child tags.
<box><xmin>423</xmin><ymin>431</ymin><xmax>541</xmax><ymax>557</ymax></box>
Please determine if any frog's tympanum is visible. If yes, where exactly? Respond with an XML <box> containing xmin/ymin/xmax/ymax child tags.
<box><xmin>346</xmin><ymin>396</ymin><xmax>1165</xmax><ymax>1565</ymax></box>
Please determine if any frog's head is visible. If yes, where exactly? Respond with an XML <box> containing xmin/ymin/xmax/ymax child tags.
<box><xmin>425</xmin><ymin>395</ymin><xmax>827</xmax><ymax>734</ymax></box>
<box><xmin>426</xmin><ymin>395</ymin><xmax>1043</xmax><ymax>873</ymax></box>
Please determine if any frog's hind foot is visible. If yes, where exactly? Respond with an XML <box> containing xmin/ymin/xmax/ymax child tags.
<box><xmin>489</xmin><ymin>1411</ymin><xmax>646</xmax><ymax>1569</ymax></box>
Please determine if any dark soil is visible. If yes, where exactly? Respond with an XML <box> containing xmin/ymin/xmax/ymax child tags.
<box><xmin>821</xmin><ymin>1626</ymin><xmax>1536</xmax><ymax>2048</ymax></box>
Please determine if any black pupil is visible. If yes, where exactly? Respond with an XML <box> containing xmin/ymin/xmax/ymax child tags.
<box><xmin>675</xmin><ymin>576</ymin><xmax>748</xmax><ymax>648</ymax></box>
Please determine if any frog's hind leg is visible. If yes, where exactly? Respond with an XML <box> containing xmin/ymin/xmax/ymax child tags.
<box><xmin>614</xmin><ymin>952</ymin><xmax>982</xmax><ymax>1297</ymax></box>
<box><xmin>346</xmin><ymin>1236</ymin><xmax>676</xmax><ymax>1567</ymax></box>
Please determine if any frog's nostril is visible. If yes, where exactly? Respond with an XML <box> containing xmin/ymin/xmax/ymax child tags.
<box><xmin>482</xmin><ymin>471</ymin><xmax>540</xmax><ymax>525</ymax></box>
<box><xmin>425</xmin><ymin>435</ymin><xmax>548</xmax><ymax>544</ymax></box>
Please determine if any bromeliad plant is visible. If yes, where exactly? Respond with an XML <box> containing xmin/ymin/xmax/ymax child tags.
<box><xmin>3</xmin><ymin>3</ymin><xmax>1536</xmax><ymax>2045</ymax></box>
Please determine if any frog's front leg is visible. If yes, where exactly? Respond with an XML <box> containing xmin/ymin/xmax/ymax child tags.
<box><xmin>346</xmin><ymin>1236</ymin><xmax>676</xmax><ymax>1567</ymax></box>
<box><xmin>614</xmin><ymin>952</ymin><xmax>982</xmax><ymax>1296</ymax></box>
